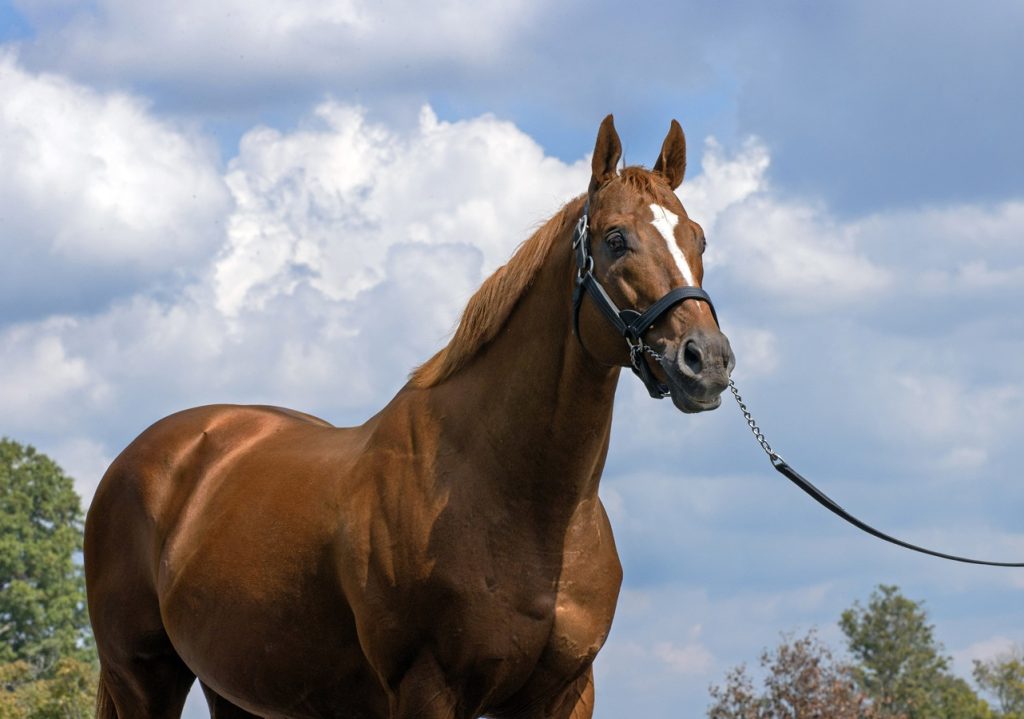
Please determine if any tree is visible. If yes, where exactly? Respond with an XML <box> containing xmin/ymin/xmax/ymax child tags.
<box><xmin>0</xmin><ymin>657</ymin><xmax>95</xmax><ymax>719</ymax></box>
<box><xmin>0</xmin><ymin>438</ymin><xmax>91</xmax><ymax>665</ymax></box>
<box><xmin>0</xmin><ymin>438</ymin><xmax>95</xmax><ymax>718</ymax></box>
<box><xmin>708</xmin><ymin>630</ymin><xmax>882</xmax><ymax>719</ymax></box>
<box><xmin>709</xmin><ymin>585</ymin><xmax>994</xmax><ymax>719</ymax></box>
<box><xmin>974</xmin><ymin>647</ymin><xmax>1024</xmax><ymax>718</ymax></box>
<box><xmin>839</xmin><ymin>584</ymin><xmax>990</xmax><ymax>719</ymax></box>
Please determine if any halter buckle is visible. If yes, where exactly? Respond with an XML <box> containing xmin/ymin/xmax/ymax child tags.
<box><xmin>572</xmin><ymin>214</ymin><xmax>588</xmax><ymax>249</ymax></box>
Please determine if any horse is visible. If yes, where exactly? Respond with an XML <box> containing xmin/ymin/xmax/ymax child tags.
<box><xmin>85</xmin><ymin>115</ymin><xmax>735</xmax><ymax>719</ymax></box>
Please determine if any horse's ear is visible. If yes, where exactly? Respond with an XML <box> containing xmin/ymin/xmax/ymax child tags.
<box><xmin>653</xmin><ymin>119</ymin><xmax>686</xmax><ymax>190</ymax></box>
<box><xmin>589</xmin><ymin>114</ymin><xmax>622</xmax><ymax>194</ymax></box>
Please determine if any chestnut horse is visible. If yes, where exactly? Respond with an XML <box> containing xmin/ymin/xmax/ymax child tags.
<box><xmin>85</xmin><ymin>116</ymin><xmax>734</xmax><ymax>719</ymax></box>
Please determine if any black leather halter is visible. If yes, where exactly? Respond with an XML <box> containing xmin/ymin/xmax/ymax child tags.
<box><xmin>571</xmin><ymin>200</ymin><xmax>719</xmax><ymax>398</ymax></box>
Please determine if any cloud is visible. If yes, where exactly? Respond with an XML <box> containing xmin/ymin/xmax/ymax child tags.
<box><xmin>12</xmin><ymin>0</ymin><xmax>542</xmax><ymax>108</ymax></box>
<box><xmin>712</xmin><ymin>196</ymin><xmax>892</xmax><ymax>309</ymax></box>
<box><xmin>654</xmin><ymin>628</ymin><xmax>715</xmax><ymax>675</ymax></box>
<box><xmin>594</xmin><ymin>582</ymin><xmax>844</xmax><ymax>716</ymax></box>
<box><xmin>887</xmin><ymin>373</ymin><xmax>1022</xmax><ymax>452</ymax></box>
<box><xmin>216</xmin><ymin>104</ymin><xmax>588</xmax><ymax>315</ymax></box>
<box><xmin>46</xmin><ymin>436</ymin><xmax>112</xmax><ymax>505</ymax></box>
<box><xmin>951</xmin><ymin>636</ymin><xmax>1020</xmax><ymax>677</ymax></box>
<box><xmin>11</xmin><ymin>0</ymin><xmax>1024</xmax><ymax>220</ymax></box>
<box><xmin>684</xmin><ymin>137</ymin><xmax>771</xmax><ymax>227</ymax></box>
<box><xmin>2</xmin><ymin>66</ymin><xmax>1023</xmax><ymax>718</ymax></box>
<box><xmin>0</xmin><ymin>322</ymin><xmax>108</xmax><ymax>432</ymax></box>
<box><xmin>0</xmin><ymin>52</ymin><xmax>229</xmax><ymax>321</ymax></box>
<box><xmin>664</xmin><ymin>133</ymin><xmax>893</xmax><ymax>312</ymax></box>
<box><xmin>0</xmin><ymin>96</ymin><xmax>591</xmax><ymax>481</ymax></box>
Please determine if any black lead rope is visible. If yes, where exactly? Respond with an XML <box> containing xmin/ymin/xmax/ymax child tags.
<box><xmin>729</xmin><ymin>381</ymin><xmax>1024</xmax><ymax>567</ymax></box>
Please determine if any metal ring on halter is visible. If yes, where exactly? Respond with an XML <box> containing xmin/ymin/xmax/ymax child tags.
<box><xmin>577</xmin><ymin>254</ymin><xmax>593</xmax><ymax>280</ymax></box>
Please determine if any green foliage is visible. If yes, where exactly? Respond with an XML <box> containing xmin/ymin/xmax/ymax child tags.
<box><xmin>0</xmin><ymin>438</ymin><xmax>90</xmax><ymax>666</ymax></box>
<box><xmin>839</xmin><ymin>584</ymin><xmax>945</xmax><ymax>716</ymax></box>
<box><xmin>709</xmin><ymin>585</ymin><xmax>996</xmax><ymax>719</ymax></box>
<box><xmin>708</xmin><ymin>630</ymin><xmax>882</xmax><ymax>719</ymax></box>
<box><xmin>974</xmin><ymin>647</ymin><xmax>1024</xmax><ymax>718</ymax></box>
<box><xmin>839</xmin><ymin>584</ymin><xmax>990</xmax><ymax>719</ymax></box>
<box><xmin>0</xmin><ymin>658</ymin><xmax>96</xmax><ymax>719</ymax></box>
<box><xmin>936</xmin><ymin>675</ymin><xmax>994</xmax><ymax>719</ymax></box>
<box><xmin>0</xmin><ymin>439</ymin><xmax>96</xmax><ymax>718</ymax></box>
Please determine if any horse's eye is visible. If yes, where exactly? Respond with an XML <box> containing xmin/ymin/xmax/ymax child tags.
<box><xmin>700</xmin><ymin>236</ymin><xmax>707</xmax><ymax>254</ymax></box>
<box><xmin>605</xmin><ymin>230</ymin><xmax>627</xmax><ymax>256</ymax></box>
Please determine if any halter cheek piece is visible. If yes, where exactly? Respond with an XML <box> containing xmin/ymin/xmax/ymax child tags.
<box><xmin>571</xmin><ymin>200</ymin><xmax>719</xmax><ymax>398</ymax></box>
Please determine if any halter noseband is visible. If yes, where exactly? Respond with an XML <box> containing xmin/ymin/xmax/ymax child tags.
<box><xmin>571</xmin><ymin>199</ymin><xmax>719</xmax><ymax>398</ymax></box>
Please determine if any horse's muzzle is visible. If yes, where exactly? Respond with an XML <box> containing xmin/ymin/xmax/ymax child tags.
<box><xmin>665</xmin><ymin>329</ymin><xmax>735</xmax><ymax>413</ymax></box>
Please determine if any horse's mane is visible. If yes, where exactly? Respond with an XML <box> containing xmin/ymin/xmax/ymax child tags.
<box><xmin>410</xmin><ymin>195</ymin><xmax>586</xmax><ymax>389</ymax></box>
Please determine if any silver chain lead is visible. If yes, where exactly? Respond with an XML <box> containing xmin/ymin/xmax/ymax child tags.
<box><xmin>729</xmin><ymin>379</ymin><xmax>781</xmax><ymax>462</ymax></box>
<box><xmin>635</xmin><ymin>348</ymin><xmax>779</xmax><ymax>461</ymax></box>
<box><xmin>628</xmin><ymin>342</ymin><xmax>666</xmax><ymax>370</ymax></box>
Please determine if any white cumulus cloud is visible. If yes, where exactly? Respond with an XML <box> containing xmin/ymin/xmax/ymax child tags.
<box><xmin>0</xmin><ymin>96</ymin><xmax>592</xmax><ymax>488</ymax></box>
<box><xmin>216</xmin><ymin>104</ymin><xmax>588</xmax><ymax>315</ymax></box>
<box><xmin>0</xmin><ymin>52</ymin><xmax>229</xmax><ymax>319</ymax></box>
<box><xmin>13</xmin><ymin>0</ymin><xmax>541</xmax><ymax>100</ymax></box>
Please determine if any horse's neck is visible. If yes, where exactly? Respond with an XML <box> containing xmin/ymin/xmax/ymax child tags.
<box><xmin>428</xmin><ymin>219</ymin><xmax>621</xmax><ymax>519</ymax></box>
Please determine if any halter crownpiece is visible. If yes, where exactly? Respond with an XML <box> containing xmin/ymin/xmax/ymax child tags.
<box><xmin>571</xmin><ymin>199</ymin><xmax>719</xmax><ymax>398</ymax></box>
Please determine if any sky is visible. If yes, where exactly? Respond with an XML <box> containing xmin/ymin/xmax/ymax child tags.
<box><xmin>1</xmin><ymin>0</ymin><xmax>1023</xmax><ymax>716</ymax></box>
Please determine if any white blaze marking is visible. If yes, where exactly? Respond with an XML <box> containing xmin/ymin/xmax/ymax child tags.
<box><xmin>649</xmin><ymin>203</ymin><xmax>696</xmax><ymax>286</ymax></box>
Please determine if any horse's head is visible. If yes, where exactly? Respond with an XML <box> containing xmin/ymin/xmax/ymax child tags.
<box><xmin>575</xmin><ymin>115</ymin><xmax>735</xmax><ymax>413</ymax></box>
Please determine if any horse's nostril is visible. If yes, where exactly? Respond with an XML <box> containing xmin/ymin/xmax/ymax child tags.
<box><xmin>683</xmin><ymin>340</ymin><xmax>703</xmax><ymax>376</ymax></box>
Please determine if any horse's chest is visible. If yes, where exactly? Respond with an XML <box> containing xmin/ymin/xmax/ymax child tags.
<box><xmin>447</xmin><ymin>532</ymin><xmax>621</xmax><ymax>707</ymax></box>
<box><xmin>538</xmin><ymin>550</ymin><xmax>622</xmax><ymax>679</ymax></box>
<box><xmin>434</xmin><ymin>571</ymin><xmax>612</xmax><ymax>706</ymax></box>
<box><xmin>351</xmin><ymin>498</ymin><xmax>622</xmax><ymax>712</ymax></box>
<box><xmin>548</xmin><ymin>578</ymin><xmax>616</xmax><ymax>668</ymax></box>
